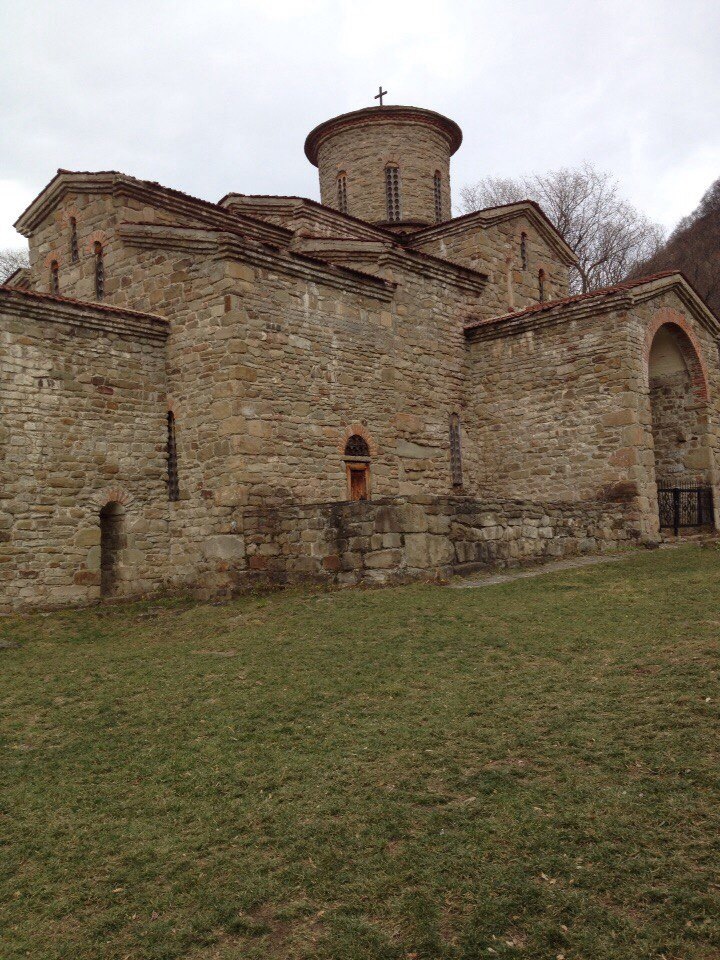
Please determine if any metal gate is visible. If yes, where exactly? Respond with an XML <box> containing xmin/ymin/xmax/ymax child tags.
<box><xmin>657</xmin><ymin>485</ymin><xmax>714</xmax><ymax>534</ymax></box>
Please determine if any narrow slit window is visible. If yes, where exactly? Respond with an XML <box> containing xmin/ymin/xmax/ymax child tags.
<box><xmin>337</xmin><ymin>173</ymin><xmax>348</xmax><ymax>214</ymax></box>
<box><xmin>538</xmin><ymin>268</ymin><xmax>546</xmax><ymax>302</ymax></box>
<box><xmin>70</xmin><ymin>217</ymin><xmax>79</xmax><ymax>263</ymax></box>
<box><xmin>434</xmin><ymin>171</ymin><xmax>443</xmax><ymax>222</ymax></box>
<box><xmin>50</xmin><ymin>260</ymin><xmax>60</xmax><ymax>295</ymax></box>
<box><xmin>520</xmin><ymin>232</ymin><xmax>528</xmax><ymax>270</ymax></box>
<box><xmin>94</xmin><ymin>241</ymin><xmax>104</xmax><ymax>299</ymax></box>
<box><xmin>167</xmin><ymin>411</ymin><xmax>179</xmax><ymax>501</ymax></box>
<box><xmin>450</xmin><ymin>414</ymin><xmax>463</xmax><ymax>487</ymax></box>
<box><xmin>385</xmin><ymin>165</ymin><xmax>401</xmax><ymax>222</ymax></box>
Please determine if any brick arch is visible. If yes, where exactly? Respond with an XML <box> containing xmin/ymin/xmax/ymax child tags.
<box><xmin>338</xmin><ymin>423</ymin><xmax>377</xmax><ymax>458</ymax></box>
<box><xmin>57</xmin><ymin>206</ymin><xmax>80</xmax><ymax>227</ymax></box>
<box><xmin>91</xmin><ymin>486</ymin><xmax>135</xmax><ymax>509</ymax></box>
<box><xmin>85</xmin><ymin>229</ymin><xmax>107</xmax><ymax>255</ymax></box>
<box><xmin>644</xmin><ymin>308</ymin><xmax>710</xmax><ymax>403</ymax></box>
<box><xmin>43</xmin><ymin>251</ymin><xmax>63</xmax><ymax>269</ymax></box>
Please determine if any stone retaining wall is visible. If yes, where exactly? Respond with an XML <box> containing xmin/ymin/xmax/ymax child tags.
<box><xmin>238</xmin><ymin>494</ymin><xmax>635</xmax><ymax>590</ymax></box>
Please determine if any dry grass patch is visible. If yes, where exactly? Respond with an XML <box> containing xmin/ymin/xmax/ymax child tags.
<box><xmin>1</xmin><ymin>547</ymin><xmax>719</xmax><ymax>959</ymax></box>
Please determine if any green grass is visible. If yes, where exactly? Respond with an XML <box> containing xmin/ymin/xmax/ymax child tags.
<box><xmin>1</xmin><ymin>547</ymin><xmax>719</xmax><ymax>960</ymax></box>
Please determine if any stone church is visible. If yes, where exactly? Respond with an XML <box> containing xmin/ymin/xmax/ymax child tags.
<box><xmin>2</xmin><ymin>102</ymin><xmax>718</xmax><ymax>609</ymax></box>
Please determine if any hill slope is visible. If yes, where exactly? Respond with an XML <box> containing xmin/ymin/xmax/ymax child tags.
<box><xmin>633</xmin><ymin>177</ymin><xmax>720</xmax><ymax>315</ymax></box>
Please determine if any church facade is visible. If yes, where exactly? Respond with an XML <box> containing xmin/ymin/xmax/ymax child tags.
<box><xmin>2</xmin><ymin>104</ymin><xmax>719</xmax><ymax>609</ymax></box>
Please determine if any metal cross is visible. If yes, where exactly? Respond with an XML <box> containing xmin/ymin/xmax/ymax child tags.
<box><xmin>374</xmin><ymin>85</ymin><xmax>388</xmax><ymax>106</ymax></box>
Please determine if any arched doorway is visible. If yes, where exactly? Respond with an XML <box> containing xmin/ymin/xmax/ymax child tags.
<box><xmin>344</xmin><ymin>434</ymin><xmax>371</xmax><ymax>501</ymax></box>
<box><xmin>99</xmin><ymin>502</ymin><xmax>125</xmax><ymax>597</ymax></box>
<box><xmin>648</xmin><ymin>323</ymin><xmax>713</xmax><ymax>531</ymax></box>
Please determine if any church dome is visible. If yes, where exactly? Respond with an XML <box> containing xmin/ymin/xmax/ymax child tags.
<box><xmin>304</xmin><ymin>104</ymin><xmax>462</xmax><ymax>232</ymax></box>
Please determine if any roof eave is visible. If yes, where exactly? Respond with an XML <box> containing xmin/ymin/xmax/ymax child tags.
<box><xmin>464</xmin><ymin>272</ymin><xmax>720</xmax><ymax>341</ymax></box>
<box><xmin>407</xmin><ymin>202</ymin><xmax>579</xmax><ymax>268</ymax></box>
<box><xmin>13</xmin><ymin>171</ymin><xmax>118</xmax><ymax>236</ymax></box>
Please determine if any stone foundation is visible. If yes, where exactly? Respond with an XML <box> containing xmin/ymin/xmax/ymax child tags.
<box><xmin>0</xmin><ymin>491</ymin><xmax>638</xmax><ymax>610</ymax></box>
<box><xmin>237</xmin><ymin>494</ymin><xmax>635</xmax><ymax>591</ymax></box>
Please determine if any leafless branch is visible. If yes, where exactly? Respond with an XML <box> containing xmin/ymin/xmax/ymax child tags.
<box><xmin>459</xmin><ymin>163</ymin><xmax>665</xmax><ymax>294</ymax></box>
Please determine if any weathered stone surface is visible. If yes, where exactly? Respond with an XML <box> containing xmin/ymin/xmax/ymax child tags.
<box><xmin>404</xmin><ymin>532</ymin><xmax>454</xmax><ymax>568</ymax></box>
<box><xmin>2</xmin><ymin>104</ymin><xmax>718</xmax><ymax>612</ymax></box>
<box><xmin>203</xmin><ymin>535</ymin><xmax>246</xmax><ymax>561</ymax></box>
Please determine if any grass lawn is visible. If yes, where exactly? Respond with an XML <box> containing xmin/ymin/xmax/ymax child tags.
<box><xmin>1</xmin><ymin>547</ymin><xmax>719</xmax><ymax>960</ymax></box>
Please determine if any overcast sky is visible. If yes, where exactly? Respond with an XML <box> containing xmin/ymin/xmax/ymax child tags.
<box><xmin>1</xmin><ymin>0</ymin><xmax>719</xmax><ymax>249</ymax></box>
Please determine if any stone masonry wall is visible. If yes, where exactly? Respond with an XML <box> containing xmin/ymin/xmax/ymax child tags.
<box><xmin>626</xmin><ymin>296</ymin><xmax>720</xmax><ymax>534</ymax></box>
<box><xmin>410</xmin><ymin>212</ymin><xmax>570</xmax><ymax>317</ymax></box>
<box><xmin>650</xmin><ymin>371</ymin><xmax>710</xmax><ymax>485</ymax></box>
<box><xmin>236</xmin><ymin>495</ymin><xmax>633</xmax><ymax>591</ymax></box>
<box><xmin>315</xmin><ymin>118</ymin><xmax>453</xmax><ymax>227</ymax></box>
<box><xmin>465</xmin><ymin>290</ymin><xmax>720</xmax><ymax>539</ymax></box>
<box><xmin>101</xmin><ymin>233</ymin><xmax>478</xmax><ymax>509</ymax></box>
<box><xmin>464</xmin><ymin>304</ymin><xmax>640</xmax><ymax>508</ymax></box>
<box><xmin>0</xmin><ymin>299</ymin><xmax>169</xmax><ymax>610</ymax></box>
<box><xmin>27</xmin><ymin>190</ymin><xmax>222</xmax><ymax>304</ymax></box>
<box><xmin>18</xmin><ymin>187</ymin><xmax>485</xmax><ymax>597</ymax></box>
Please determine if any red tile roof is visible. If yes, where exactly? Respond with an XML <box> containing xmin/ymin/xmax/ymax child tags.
<box><xmin>463</xmin><ymin>271</ymin><xmax>680</xmax><ymax>332</ymax></box>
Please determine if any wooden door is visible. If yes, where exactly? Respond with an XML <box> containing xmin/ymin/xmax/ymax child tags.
<box><xmin>349</xmin><ymin>465</ymin><xmax>369</xmax><ymax>501</ymax></box>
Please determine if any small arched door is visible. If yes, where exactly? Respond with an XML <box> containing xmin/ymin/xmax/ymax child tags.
<box><xmin>344</xmin><ymin>434</ymin><xmax>370</xmax><ymax>501</ymax></box>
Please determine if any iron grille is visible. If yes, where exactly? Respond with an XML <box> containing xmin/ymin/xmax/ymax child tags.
<box><xmin>657</xmin><ymin>485</ymin><xmax>713</xmax><ymax>534</ymax></box>
<box><xmin>337</xmin><ymin>174</ymin><xmax>348</xmax><ymax>214</ymax></box>
<box><xmin>344</xmin><ymin>434</ymin><xmax>369</xmax><ymax>458</ymax></box>
<box><xmin>385</xmin><ymin>166</ymin><xmax>400</xmax><ymax>222</ymax></box>
<box><xmin>434</xmin><ymin>171</ymin><xmax>443</xmax><ymax>222</ymax></box>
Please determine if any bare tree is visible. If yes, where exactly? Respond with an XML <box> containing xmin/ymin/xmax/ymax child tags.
<box><xmin>459</xmin><ymin>163</ymin><xmax>665</xmax><ymax>294</ymax></box>
<box><xmin>0</xmin><ymin>247</ymin><xmax>30</xmax><ymax>283</ymax></box>
<box><xmin>632</xmin><ymin>176</ymin><xmax>720</xmax><ymax>316</ymax></box>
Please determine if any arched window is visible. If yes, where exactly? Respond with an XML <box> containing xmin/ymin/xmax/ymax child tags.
<box><xmin>50</xmin><ymin>260</ymin><xmax>60</xmax><ymax>295</ymax></box>
<box><xmin>167</xmin><ymin>411</ymin><xmax>179</xmax><ymax>501</ymax></box>
<box><xmin>70</xmin><ymin>217</ymin><xmax>79</xmax><ymax>263</ymax></box>
<box><xmin>344</xmin><ymin>434</ymin><xmax>370</xmax><ymax>458</ymax></box>
<box><xmin>449</xmin><ymin>413</ymin><xmax>463</xmax><ymax>487</ymax></box>
<box><xmin>94</xmin><ymin>241</ymin><xmax>104</xmax><ymax>299</ymax></box>
<box><xmin>337</xmin><ymin>173</ymin><xmax>348</xmax><ymax>214</ymax></box>
<box><xmin>344</xmin><ymin>433</ymin><xmax>370</xmax><ymax>501</ymax></box>
<box><xmin>520</xmin><ymin>232</ymin><xmax>528</xmax><ymax>270</ymax></box>
<box><xmin>385</xmin><ymin>165</ymin><xmax>401</xmax><ymax>222</ymax></box>
<box><xmin>434</xmin><ymin>171</ymin><xmax>443</xmax><ymax>222</ymax></box>
<box><xmin>538</xmin><ymin>268</ymin><xmax>546</xmax><ymax>302</ymax></box>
